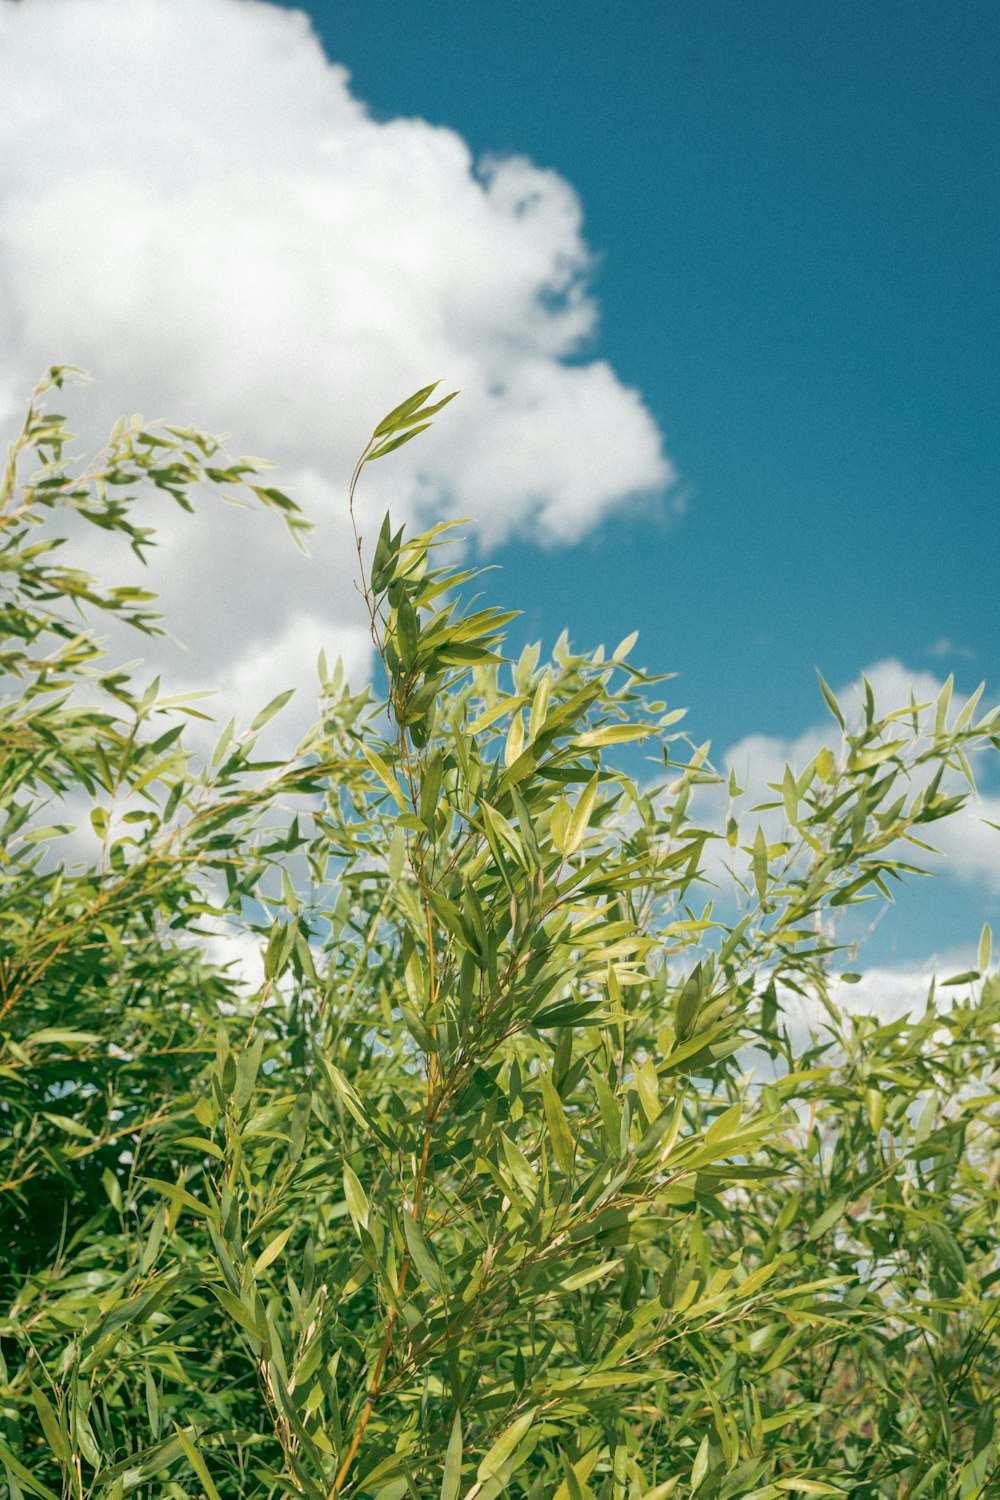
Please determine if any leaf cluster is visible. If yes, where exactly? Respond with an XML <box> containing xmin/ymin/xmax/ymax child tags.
<box><xmin>1</xmin><ymin>377</ymin><xmax>999</xmax><ymax>1500</ymax></box>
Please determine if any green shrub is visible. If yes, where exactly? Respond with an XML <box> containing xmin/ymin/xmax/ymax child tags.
<box><xmin>2</xmin><ymin>371</ymin><xmax>998</xmax><ymax>1499</ymax></box>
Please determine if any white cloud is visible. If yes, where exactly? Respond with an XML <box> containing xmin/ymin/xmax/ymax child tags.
<box><xmin>928</xmin><ymin>636</ymin><xmax>974</xmax><ymax>660</ymax></box>
<box><xmin>928</xmin><ymin>791</ymin><xmax>1000</xmax><ymax>893</ymax></box>
<box><xmin>803</xmin><ymin>956</ymin><xmax>959</xmax><ymax>1028</ymax></box>
<box><xmin>0</xmin><ymin>0</ymin><xmax>672</xmax><ymax>729</ymax></box>
<box><xmin>718</xmin><ymin>658</ymin><xmax>1000</xmax><ymax>895</ymax></box>
<box><xmin>721</xmin><ymin>660</ymin><xmax>938</xmax><ymax>813</ymax></box>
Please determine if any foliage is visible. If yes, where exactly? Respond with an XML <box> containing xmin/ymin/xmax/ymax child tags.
<box><xmin>1</xmin><ymin>370</ymin><xmax>999</xmax><ymax>1500</ymax></box>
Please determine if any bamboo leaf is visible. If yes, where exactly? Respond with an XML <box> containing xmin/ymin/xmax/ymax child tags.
<box><xmin>343</xmin><ymin>1163</ymin><xmax>370</xmax><ymax>1232</ymax></box>
<box><xmin>253</xmin><ymin>1223</ymin><xmax>295</xmax><ymax>1277</ymax></box>
<box><xmin>30</xmin><ymin>1387</ymin><xmax>66</xmax><ymax>1463</ymax></box>
<box><xmin>403</xmin><ymin>1212</ymin><xmax>442</xmax><ymax>1291</ymax></box>
<box><xmin>577</xmin><ymin>723</ymin><xmax>652</xmax><ymax>748</ymax></box>
<box><xmin>540</xmin><ymin>1073</ymin><xmax>576</xmax><ymax>1175</ymax></box>
<box><xmin>816</xmin><ymin>670</ymin><xmax>845</xmax><ymax>729</ymax></box>
<box><xmin>441</xmin><ymin>1412</ymin><xmax>463</xmax><ymax>1500</ymax></box>
<box><xmin>476</xmin><ymin>1410</ymin><xmax>536</xmax><ymax>1483</ymax></box>
<box><xmin>174</xmin><ymin>1427</ymin><xmax>224</xmax><ymax>1500</ymax></box>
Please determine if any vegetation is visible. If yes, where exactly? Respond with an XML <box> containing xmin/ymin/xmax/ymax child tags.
<box><xmin>2</xmin><ymin>369</ymin><xmax>999</xmax><ymax>1500</ymax></box>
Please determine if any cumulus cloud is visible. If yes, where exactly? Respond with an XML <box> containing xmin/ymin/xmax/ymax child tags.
<box><xmin>794</xmin><ymin>955</ymin><xmax>965</xmax><ymax>1031</ymax></box>
<box><xmin>719</xmin><ymin>658</ymin><xmax>1000</xmax><ymax>895</ymax></box>
<box><xmin>0</xmin><ymin>0</ymin><xmax>672</xmax><ymax>729</ymax></box>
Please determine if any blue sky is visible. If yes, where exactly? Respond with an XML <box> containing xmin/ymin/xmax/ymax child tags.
<box><xmin>287</xmin><ymin>0</ymin><xmax>999</xmax><ymax>968</ymax></box>
<box><xmin>1</xmin><ymin>0</ymin><xmax>996</xmax><ymax>987</ymax></box>
<box><xmin>295</xmin><ymin>0</ymin><xmax>998</xmax><ymax>741</ymax></box>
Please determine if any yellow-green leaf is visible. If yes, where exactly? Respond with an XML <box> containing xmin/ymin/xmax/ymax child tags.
<box><xmin>774</xmin><ymin>1481</ymin><xmax>845</xmax><ymax>1495</ymax></box>
<box><xmin>540</xmin><ymin>1073</ymin><xmax>576</xmax><ymax>1175</ymax></box>
<box><xmin>979</xmin><ymin>921</ymin><xmax>992</xmax><ymax>973</ymax></box>
<box><xmin>362</xmin><ymin>745</ymin><xmax>409</xmax><ymax>811</ymax></box>
<box><xmin>550</xmin><ymin>796</ymin><xmax>572</xmax><ymax>856</ymax></box>
<box><xmin>564</xmin><ymin>772</ymin><xmax>599</xmax><ymax>856</ymax></box>
<box><xmin>476</xmin><ymin>1409</ymin><xmax>536</xmax><ymax>1482</ymax></box>
<box><xmin>175</xmin><ymin>1427</ymin><xmax>224</xmax><ymax>1500</ymax></box>
<box><xmin>847</xmin><ymin>740</ymin><xmax>906</xmax><ymax>772</ymax></box>
<box><xmin>504</xmin><ymin>712</ymin><xmax>525</xmax><ymax>767</ymax></box>
<box><xmin>403</xmin><ymin>1213</ymin><xmax>441</xmax><ymax>1291</ymax></box>
<box><xmin>577</xmin><ymin>723</ymin><xmax>651</xmax><ymax>748</ymax></box>
<box><xmin>343</xmin><ymin>1163</ymin><xmax>369</xmax><ymax>1231</ymax></box>
<box><xmin>690</xmin><ymin>1433</ymin><xmax>710</xmax><ymax>1490</ymax></box>
<box><xmin>752</xmin><ymin>824</ymin><xmax>768</xmax><ymax>901</ymax></box>
<box><xmin>253</xmin><ymin>1224</ymin><xmax>295</xmax><ymax>1277</ymax></box>
<box><xmin>816</xmin><ymin>671</ymin><xmax>845</xmax><ymax>729</ymax></box>
<box><xmin>441</xmin><ymin>1411</ymin><xmax>463</xmax><ymax>1500</ymax></box>
<box><xmin>30</xmin><ymin>1386</ymin><xmax>66</xmax><ymax>1462</ymax></box>
<box><xmin>553</xmin><ymin>1447</ymin><xmax>600</xmax><ymax>1500</ymax></box>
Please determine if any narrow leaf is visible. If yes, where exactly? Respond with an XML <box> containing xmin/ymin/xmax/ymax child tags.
<box><xmin>403</xmin><ymin>1213</ymin><xmax>442</xmax><ymax>1291</ymax></box>
<box><xmin>441</xmin><ymin>1412</ymin><xmax>463</xmax><ymax>1500</ymax></box>
<box><xmin>540</xmin><ymin>1074</ymin><xmax>576</xmax><ymax>1175</ymax></box>
<box><xmin>816</xmin><ymin>670</ymin><xmax>845</xmax><ymax>729</ymax></box>
<box><xmin>343</xmin><ymin>1164</ymin><xmax>369</xmax><ymax>1232</ymax></box>
<box><xmin>476</xmin><ymin>1410</ymin><xmax>536</xmax><ymax>1482</ymax></box>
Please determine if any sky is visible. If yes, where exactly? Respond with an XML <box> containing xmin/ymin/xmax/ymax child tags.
<box><xmin>0</xmin><ymin>0</ymin><xmax>997</xmax><ymax>996</ymax></box>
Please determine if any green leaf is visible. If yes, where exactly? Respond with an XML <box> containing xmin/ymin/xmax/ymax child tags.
<box><xmin>505</xmin><ymin>712</ymin><xmax>526</xmax><ymax>767</ymax></box>
<box><xmin>368</xmin><ymin>422</ymin><xmax>433</xmax><ymax>462</ymax></box>
<box><xmin>934</xmin><ymin>673</ymin><xmax>953</xmax><ymax>737</ymax></box>
<box><xmin>206</xmin><ymin>1284</ymin><xmax>268</xmax><ymax>1341</ymax></box>
<box><xmin>388</xmin><ymin>823</ymin><xmax>407</xmax><ymax>880</ymax></box>
<box><xmin>577</xmin><ymin>723</ymin><xmax>652</xmax><ymax>748</ymax></box>
<box><xmin>233</xmin><ymin>1032</ymin><xmax>265</xmax><ymax>1109</ymax></box>
<box><xmin>979</xmin><ymin>921</ymin><xmax>992</xmax><ymax>973</ymax></box>
<box><xmin>141</xmin><ymin>1178</ymin><xmax>213</xmax><ymax>1221</ymax></box>
<box><xmin>250</xmin><ymin>688</ymin><xmax>295</xmax><ymax>731</ymax></box>
<box><xmin>476</xmin><ymin>1410</ymin><xmax>536</xmax><ymax>1483</ymax></box>
<box><xmin>363</xmin><ymin>744</ymin><xmax>409</xmax><ymax>811</ymax></box>
<box><xmin>816</xmin><ymin>670</ymin><xmax>845</xmax><ymax>729</ymax></box>
<box><xmin>373</xmin><ymin>382</ymin><xmax>442</xmax><ymax>437</ymax></box>
<box><xmin>30</xmin><ymin>1386</ymin><xmax>66</xmax><ymax>1462</ymax></box>
<box><xmin>397</xmin><ymin>597</ymin><xmax>419</xmax><ymax>667</ymax></box>
<box><xmin>612</xmin><ymin>629</ymin><xmax>639</xmax><ymax>661</ymax></box>
<box><xmin>403</xmin><ymin>1212</ymin><xmax>442</xmax><ymax>1291</ymax></box>
<box><xmin>805</xmin><ymin>1194</ymin><xmax>847</xmax><ymax>1242</ymax></box>
<box><xmin>174</xmin><ymin>1427</ymin><xmax>224</xmax><ymax>1500</ymax></box>
<box><xmin>528</xmin><ymin>672</ymin><xmax>551</xmax><ymax>739</ymax></box>
<box><xmin>774</xmin><ymin>1482</ymin><xmax>845</xmax><ymax>1495</ymax></box>
<box><xmin>253</xmin><ymin>1224</ymin><xmax>295</xmax><ymax>1277</ymax></box>
<box><xmin>500</xmin><ymin>1133</ymin><xmax>537</xmax><ymax>1204</ymax></box>
<box><xmin>289</xmin><ymin>1088</ymin><xmax>312</xmax><ymax>1164</ymax></box>
<box><xmin>550</xmin><ymin>796</ymin><xmax>573</xmax><ymax>856</ymax></box>
<box><xmin>675</xmin><ymin>963</ymin><xmax>703</xmax><ymax>1040</ymax></box>
<box><xmin>704</xmin><ymin>1101</ymin><xmax>742</xmax><ymax>1146</ymax></box>
<box><xmin>441</xmin><ymin>1412</ymin><xmax>463</xmax><ymax>1500</ymax></box>
<box><xmin>343</xmin><ymin>1163</ymin><xmax>369</xmax><ymax>1232</ymax></box>
<box><xmin>564</xmin><ymin>772</ymin><xmax>600</xmax><ymax>857</ymax></box>
<box><xmin>690</xmin><ymin>1433</ymin><xmax>710</xmax><ymax>1490</ymax></box>
<box><xmin>752</xmin><ymin>824</ymin><xmax>768</xmax><ymax>901</ymax></box>
<box><xmin>848</xmin><ymin>740</ymin><xmax>907</xmax><ymax>772</ymax></box>
<box><xmin>102</xmin><ymin>1166</ymin><xmax>123</xmax><ymax>1211</ymax></box>
<box><xmin>540</xmin><ymin>1073</ymin><xmax>576</xmax><ymax>1175</ymax></box>
<box><xmin>782</xmin><ymin>764</ymin><xmax>798</xmax><ymax>825</ymax></box>
<box><xmin>926</xmin><ymin>1223</ymin><xmax>966</xmax><ymax>1284</ymax></box>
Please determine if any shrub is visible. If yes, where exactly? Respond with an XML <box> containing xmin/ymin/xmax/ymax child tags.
<box><xmin>2</xmin><ymin>371</ymin><xmax>999</xmax><ymax>1499</ymax></box>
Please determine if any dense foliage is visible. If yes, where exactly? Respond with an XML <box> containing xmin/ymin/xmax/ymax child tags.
<box><xmin>2</xmin><ymin>371</ymin><xmax>999</xmax><ymax>1500</ymax></box>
